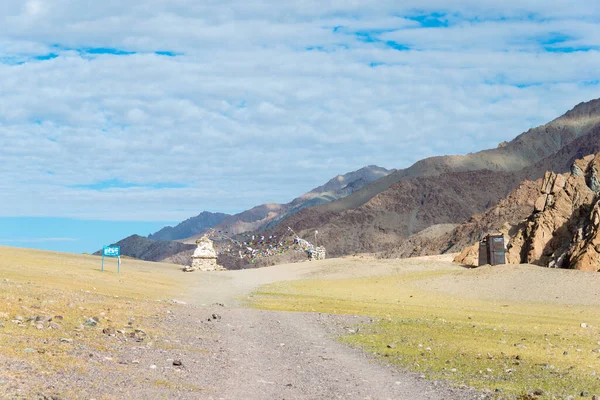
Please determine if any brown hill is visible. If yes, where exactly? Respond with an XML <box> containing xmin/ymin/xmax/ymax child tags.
<box><xmin>263</xmin><ymin>169</ymin><xmax>518</xmax><ymax>258</ymax></box>
<box><xmin>310</xmin><ymin>99</ymin><xmax>600</xmax><ymax>218</ymax></box>
<box><xmin>187</xmin><ymin>165</ymin><xmax>393</xmax><ymax>239</ymax></box>
<box><xmin>253</xmin><ymin>99</ymin><xmax>600</xmax><ymax>264</ymax></box>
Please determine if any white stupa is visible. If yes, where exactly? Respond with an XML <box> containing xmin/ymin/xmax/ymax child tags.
<box><xmin>189</xmin><ymin>235</ymin><xmax>221</xmax><ymax>271</ymax></box>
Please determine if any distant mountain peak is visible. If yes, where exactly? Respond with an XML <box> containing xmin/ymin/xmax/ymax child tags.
<box><xmin>148</xmin><ymin>211</ymin><xmax>229</xmax><ymax>241</ymax></box>
<box><xmin>563</xmin><ymin>98</ymin><xmax>600</xmax><ymax>120</ymax></box>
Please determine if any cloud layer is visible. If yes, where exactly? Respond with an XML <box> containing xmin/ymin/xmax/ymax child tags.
<box><xmin>1</xmin><ymin>1</ymin><xmax>599</xmax><ymax>220</ymax></box>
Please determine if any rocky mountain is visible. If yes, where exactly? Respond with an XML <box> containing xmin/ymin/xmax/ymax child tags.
<box><xmin>456</xmin><ymin>153</ymin><xmax>600</xmax><ymax>272</ymax></box>
<box><xmin>108</xmin><ymin>97</ymin><xmax>600</xmax><ymax>269</ymax></box>
<box><xmin>149</xmin><ymin>211</ymin><xmax>230</xmax><ymax>241</ymax></box>
<box><xmin>182</xmin><ymin>165</ymin><xmax>393</xmax><ymax>242</ymax></box>
<box><xmin>250</xmin><ymin>98</ymin><xmax>600</xmax><ymax>263</ymax></box>
<box><xmin>108</xmin><ymin>165</ymin><xmax>393</xmax><ymax>263</ymax></box>
<box><xmin>389</xmin><ymin>124</ymin><xmax>600</xmax><ymax>261</ymax></box>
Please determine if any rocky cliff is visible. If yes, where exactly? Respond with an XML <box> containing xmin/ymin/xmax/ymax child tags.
<box><xmin>456</xmin><ymin>153</ymin><xmax>600</xmax><ymax>272</ymax></box>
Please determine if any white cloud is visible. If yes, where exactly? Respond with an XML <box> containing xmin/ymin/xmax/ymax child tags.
<box><xmin>0</xmin><ymin>1</ymin><xmax>599</xmax><ymax>220</ymax></box>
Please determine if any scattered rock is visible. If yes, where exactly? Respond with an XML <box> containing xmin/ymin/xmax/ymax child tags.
<box><xmin>172</xmin><ymin>299</ymin><xmax>187</xmax><ymax>305</ymax></box>
<box><xmin>129</xmin><ymin>331</ymin><xmax>145</xmax><ymax>342</ymax></box>
<box><xmin>386</xmin><ymin>343</ymin><xmax>396</xmax><ymax>349</ymax></box>
<box><xmin>533</xmin><ymin>388</ymin><xmax>544</xmax><ymax>396</ymax></box>
<box><xmin>36</xmin><ymin>393</ymin><xmax>61</xmax><ymax>400</ymax></box>
<box><xmin>581</xmin><ymin>392</ymin><xmax>590</xmax><ymax>397</ymax></box>
<box><xmin>102</xmin><ymin>327</ymin><xmax>116</xmax><ymax>336</ymax></box>
<box><xmin>581</xmin><ymin>323</ymin><xmax>588</xmax><ymax>328</ymax></box>
<box><xmin>208</xmin><ymin>314</ymin><xmax>221</xmax><ymax>321</ymax></box>
<box><xmin>24</xmin><ymin>348</ymin><xmax>36</xmax><ymax>353</ymax></box>
<box><xmin>85</xmin><ymin>318</ymin><xmax>98</xmax><ymax>327</ymax></box>
<box><xmin>173</xmin><ymin>360</ymin><xmax>183</xmax><ymax>367</ymax></box>
<box><xmin>59</xmin><ymin>338</ymin><xmax>73</xmax><ymax>343</ymax></box>
<box><xmin>150</xmin><ymin>365</ymin><xmax>157</xmax><ymax>369</ymax></box>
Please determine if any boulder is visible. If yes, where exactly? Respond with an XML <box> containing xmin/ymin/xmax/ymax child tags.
<box><xmin>454</xmin><ymin>244</ymin><xmax>478</xmax><ymax>266</ymax></box>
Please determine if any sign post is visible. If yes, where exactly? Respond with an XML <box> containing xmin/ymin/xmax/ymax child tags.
<box><xmin>102</xmin><ymin>246</ymin><xmax>121</xmax><ymax>273</ymax></box>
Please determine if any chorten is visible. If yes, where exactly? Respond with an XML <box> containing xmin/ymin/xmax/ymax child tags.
<box><xmin>190</xmin><ymin>235</ymin><xmax>221</xmax><ymax>271</ymax></box>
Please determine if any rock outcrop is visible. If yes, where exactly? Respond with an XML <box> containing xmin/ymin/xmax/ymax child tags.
<box><xmin>456</xmin><ymin>153</ymin><xmax>600</xmax><ymax>271</ymax></box>
<box><xmin>454</xmin><ymin>245</ymin><xmax>479</xmax><ymax>267</ymax></box>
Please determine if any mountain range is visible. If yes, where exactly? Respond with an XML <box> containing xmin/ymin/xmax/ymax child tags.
<box><xmin>104</xmin><ymin>98</ymin><xmax>600</xmax><ymax>268</ymax></box>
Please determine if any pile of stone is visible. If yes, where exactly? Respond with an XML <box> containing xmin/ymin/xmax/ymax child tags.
<box><xmin>308</xmin><ymin>246</ymin><xmax>326</xmax><ymax>261</ymax></box>
<box><xmin>182</xmin><ymin>235</ymin><xmax>225</xmax><ymax>272</ymax></box>
<box><xmin>456</xmin><ymin>153</ymin><xmax>600</xmax><ymax>271</ymax></box>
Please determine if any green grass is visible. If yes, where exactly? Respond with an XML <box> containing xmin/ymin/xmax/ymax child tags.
<box><xmin>249</xmin><ymin>272</ymin><xmax>600</xmax><ymax>399</ymax></box>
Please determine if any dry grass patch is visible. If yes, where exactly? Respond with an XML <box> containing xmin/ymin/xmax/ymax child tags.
<box><xmin>0</xmin><ymin>246</ymin><xmax>184</xmax><ymax>398</ymax></box>
<box><xmin>250</xmin><ymin>270</ymin><xmax>600</xmax><ymax>399</ymax></box>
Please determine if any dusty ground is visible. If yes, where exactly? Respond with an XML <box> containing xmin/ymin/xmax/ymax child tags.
<box><xmin>3</xmin><ymin>249</ymin><xmax>600</xmax><ymax>399</ymax></box>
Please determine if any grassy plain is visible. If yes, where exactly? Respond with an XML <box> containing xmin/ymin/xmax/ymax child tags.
<box><xmin>0</xmin><ymin>246</ymin><xmax>184</xmax><ymax>397</ymax></box>
<box><xmin>250</xmin><ymin>265</ymin><xmax>600</xmax><ymax>399</ymax></box>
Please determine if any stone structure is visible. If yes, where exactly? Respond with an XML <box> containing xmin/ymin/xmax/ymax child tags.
<box><xmin>293</xmin><ymin>236</ymin><xmax>326</xmax><ymax>261</ymax></box>
<box><xmin>184</xmin><ymin>235</ymin><xmax>222</xmax><ymax>272</ymax></box>
<box><xmin>308</xmin><ymin>246</ymin><xmax>326</xmax><ymax>261</ymax></box>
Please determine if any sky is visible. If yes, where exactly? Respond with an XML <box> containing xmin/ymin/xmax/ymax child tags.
<box><xmin>1</xmin><ymin>0</ymin><xmax>600</xmax><ymax>253</ymax></box>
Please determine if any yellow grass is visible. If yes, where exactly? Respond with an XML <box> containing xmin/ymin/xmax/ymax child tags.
<box><xmin>250</xmin><ymin>270</ymin><xmax>600</xmax><ymax>399</ymax></box>
<box><xmin>0</xmin><ymin>246</ymin><xmax>185</xmax><ymax>398</ymax></box>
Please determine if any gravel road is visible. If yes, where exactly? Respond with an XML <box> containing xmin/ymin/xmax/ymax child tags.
<box><xmin>201</xmin><ymin>308</ymin><xmax>479</xmax><ymax>400</ymax></box>
<box><xmin>143</xmin><ymin>255</ymin><xmax>480</xmax><ymax>399</ymax></box>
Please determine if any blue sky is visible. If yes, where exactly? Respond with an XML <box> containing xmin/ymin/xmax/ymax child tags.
<box><xmin>0</xmin><ymin>218</ymin><xmax>173</xmax><ymax>253</ymax></box>
<box><xmin>1</xmin><ymin>1</ymin><xmax>600</xmax><ymax>253</ymax></box>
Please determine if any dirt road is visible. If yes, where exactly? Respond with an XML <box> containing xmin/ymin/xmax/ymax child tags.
<box><xmin>150</xmin><ymin>255</ymin><xmax>478</xmax><ymax>399</ymax></box>
<box><xmin>200</xmin><ymin>308</ymin><xmax>477</xmax><ymax>400</ymax></box>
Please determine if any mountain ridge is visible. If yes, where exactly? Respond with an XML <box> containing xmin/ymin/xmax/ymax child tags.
<box><xmin>108</xmin><ymin>97</ymin><xmax>600</xmax><ymax>268</ymax></box>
